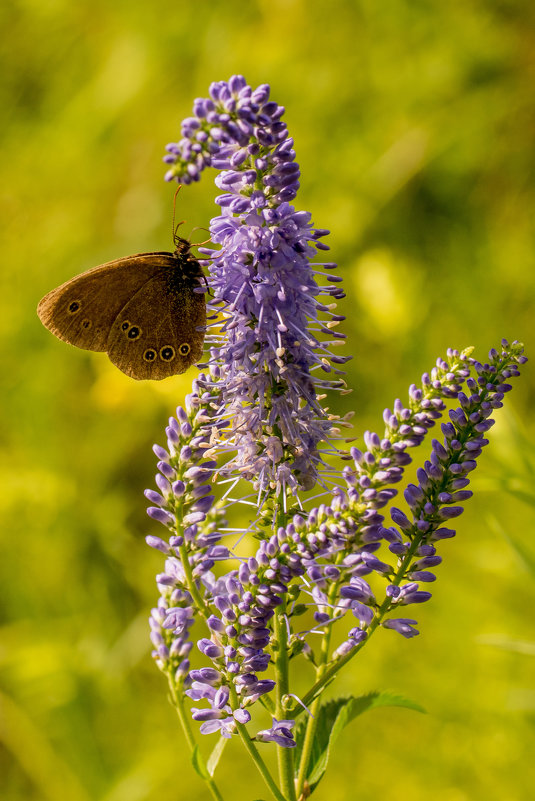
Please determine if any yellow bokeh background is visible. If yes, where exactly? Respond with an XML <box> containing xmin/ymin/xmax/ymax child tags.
<box><xmin>2</xmin><ymin>1</ymin><xmax>534</xmax><ymax>800</ymax></box>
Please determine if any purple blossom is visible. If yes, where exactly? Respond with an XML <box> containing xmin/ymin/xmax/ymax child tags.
<box><xmin>350</xmin><ymin>601</ymin><xmax>375</xmax><ymax>626</ymax></box>
<box><xmin>388</xmin><ymin>583</ymin><xmax>432</xmax><ymax>605</ymax></box>
<box><xmin>340</xmin><ymin>578</ymin><xmax>375</xmax><ymax>605</ymax></box>
<box><xmin>382</xmin><ymin>618</ymin><xmax>420</xmax><ymax>638</ymax></box>
<box><xmin>199</xmin><ymin>716</ymin><xmax>236</xmax><ymax>739</ymax></box>
<box><xmin>149</xmin><ymin>593</ymin><xmax>194</xmax><ymax>680</ymax></box>
<box><xmin>255</xmin><ymin>717</ymin><xmax>297</xmax><ymax>748</ymax></box>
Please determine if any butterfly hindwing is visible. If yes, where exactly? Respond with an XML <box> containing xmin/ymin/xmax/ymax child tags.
<box><xmin>106</xmin><ymin>254</ymin><xmax>206</xmax><ymax>380</ymax></box>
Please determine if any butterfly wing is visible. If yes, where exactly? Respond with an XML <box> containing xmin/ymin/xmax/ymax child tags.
<box><xmin>37</xmin><ymin>253</ymin><xmax>174</xmax><ymax>352</ymax></box>
<box><xmin>106</xmin><ymin>254</ymin><xmax>206</xmax><ymax>380</ymax></box>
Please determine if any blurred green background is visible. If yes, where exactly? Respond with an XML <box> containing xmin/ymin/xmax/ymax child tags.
<box><xmin>2</xmin><ymin>0</ymin><xmax>535</xmax><ymax>799</ymax></box>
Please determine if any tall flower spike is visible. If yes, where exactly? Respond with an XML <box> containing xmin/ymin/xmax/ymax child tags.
<box><xmin>261</xmin><ymin>351</ymin><xmax>471</xmax><ymax>625</ymax></box>
<box><xmin>373</xmin><ymin>341</ymin><xmax>526</xmax><ymax>640</ymax></box>
<box><xmin>351</xmin><ymin>343</ymin><xmax>526</xmax><ymax>647</ymax></box>
<box><xmin>164</xmin><ymin>75</ymin><xmax>349</xmax><ymax>497</ymax></box>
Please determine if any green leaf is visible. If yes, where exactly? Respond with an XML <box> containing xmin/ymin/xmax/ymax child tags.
<box><xmin>191</xmin><ymin>744</ymin><xmax>210</xmax><ymax>780</ymax></box>
<box><xmin>207</xmin><ymin>737</ymin><xmax>227</xmax><ymax>777</ymax></box>
<box><xmin>259</xmin><ymin>693</ymin><xmax>276</xmax><ymax>714</ymax></box>
<box><xmin>295</xmin><ymin>691</ymin><xmax>425</xmax><ymax>794</ymax></box>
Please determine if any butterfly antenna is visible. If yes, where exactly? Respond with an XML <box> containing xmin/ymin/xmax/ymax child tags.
<box><xmin>190</xmin><ymin>226</ymin><xmax>212</xmax><ymax>247</ymax></box>
<box><xmin>172</xmin><ymin>185</ymin><xmax>185</xmax><ymax>245</ymax></box>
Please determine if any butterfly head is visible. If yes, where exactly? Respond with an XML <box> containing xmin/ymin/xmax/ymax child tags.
<box><xmin>173</xmin><ymin>233</ymin><xmax>193</xmax><ymax>257</ymax></box>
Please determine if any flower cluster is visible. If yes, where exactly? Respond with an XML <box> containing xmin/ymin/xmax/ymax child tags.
<box><xmin>144</xmin><ymin>77</ymin><xmax>527</xmax><ymax>799</ymax></box>
<box><xmin>164</xmin><ymin>74</ymin><xmax>348</xmax><ymax>497</ymax></box>
<box><xmin>293</xmin><ymin>343</ymin><xmax>526</xmax><ymax>666</ymax></box>
<box><xmin>147</xmin><ymin>333</ymin><xmax>526</xmax><ymax>744</ymax></box>
<box><xmin>377</xmin><ymin>346</ymin><xmax>526</xmax><ymax>638</ymax></box>
<box><xmin>187</xmin><ymin>533</ymin><xmax>305</xmax><ymax>738</ymax></box>
<box><xmin>145</xmin><ymin>372</ymin><xmax>228</xmax><ymax>683</ymax></box>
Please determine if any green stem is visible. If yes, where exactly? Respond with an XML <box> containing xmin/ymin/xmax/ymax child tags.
<box><xmin>178</xmin><ymin>540</ymin><xmax>210</xmax><ymax>619</ymax></box>
<box><xmin>167</xmin><ymin>675</ymin><xmax>225</xmax><ymax>801</ymax></box>
<box><xmin>236</xmin><ymin>725</ymin><xmax>288</xmax><ymax>801</ymax></box>
<box><xmin>287</xmin><ymin>536</ymin><xmax>426</xmax><ymax>719</ymax></box>
<box><xmin>295</xmin><ymin>696</ymin><xmax>320</xmax><ymax>799</ymax></box>
<box><xmin>230</xmin><ymin>687</ymin><xmax>287</xmax><ymax>801</ymax></box>
<box><xmin>168</xmin><ymin>675</ymin><xmax>196</xmax><ymax>750</ymax></box>
<box><xmin>271</xmin><ymin>492</ymin><xmax>297</xmax><ymax>801</ymax></box>
<box><xmin>294</xmin><ymin>582</ymin><xmax>336</xmax><ymax>797</ymax></box>
<box><xmin>291</xmin><ymin>608</ymin><xmax>393</xmax><ymax>717</ymax></box>
<box><xmin>274</xmin><ymin>604</ymin><xmax>297</xmax><ymax>801</ymax></box>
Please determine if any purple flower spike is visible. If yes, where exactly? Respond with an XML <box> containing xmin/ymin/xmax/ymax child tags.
<box><xmin>161</xmin><ymin>75</ymin><xmax>350</xmax><ymax>498</ymax></box>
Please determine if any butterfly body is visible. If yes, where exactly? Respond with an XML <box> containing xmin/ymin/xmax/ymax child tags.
<box><xmin>37</xmin><ymin>237</ymin><xmax>206</xmax><ymax>380</ymax></box>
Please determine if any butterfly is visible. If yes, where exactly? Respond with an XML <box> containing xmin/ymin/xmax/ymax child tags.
<box><xmin>37</xmin><ymin>235</ymin><xmax>206</xmax><ymax>380</ymax></box>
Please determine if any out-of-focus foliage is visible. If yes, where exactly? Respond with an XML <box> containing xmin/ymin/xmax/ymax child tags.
<box><xmin>1</xmin><ymin>1</ymin><xmax>534</xmax><ymax>799</ymax></box>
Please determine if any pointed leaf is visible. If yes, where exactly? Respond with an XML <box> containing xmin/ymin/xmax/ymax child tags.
<box><xmin>191</xmin><ymin>744</ymin><xmax>210</xmax><ymax>780</ymax></box>
<box><xmin>295</xmin><ymin>691</ymin><xmax>425</xmax><ymax>794</ymax></box>
<box><xmin>207</xmin><ymin>736</ymin><xmax>227</xmax><ymax>777</ymax></box>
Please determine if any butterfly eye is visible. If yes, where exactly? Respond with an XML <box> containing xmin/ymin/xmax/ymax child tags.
<box><xmin>160</xmin><ymin>346</ymin><xmax>175</xmax><ymax>362</ymax></box>
<box><xmin>179</xmin><ymin>343</ymin><xmax>191</xmax><ymax>356</ymax></box>
<box><xmin>121</xmin><ymin>320</ymin><xmax>130</xmax><ymax>332</ymax></box>
<box><xmin>127</xmin><ymin>326</ymin><xmax>142</xmax><ymax>340</ymax></box>
<box><xmin>143</xmin><ymin>348</ymin><xmax>157</xmax><ymax>362</ymax></box>
<box><xmin>81</xmin><ymin>319</ymin><xmax>92</xmax><ymax>330</ymax></box>
<box><xmin>68</xmin><ymin>300</ymin><xmax>81</xmax><ymax>314</ymax></box>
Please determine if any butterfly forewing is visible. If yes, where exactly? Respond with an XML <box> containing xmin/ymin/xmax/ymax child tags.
<box><xmin>37</xmin><ymin>254</ymin><xmax>173</xmax><ymax>352</ymax></box>
<box><xmin>37</xmin><ymin>246</ymin><xmax>206</xmax><ymax>380</ymax></box>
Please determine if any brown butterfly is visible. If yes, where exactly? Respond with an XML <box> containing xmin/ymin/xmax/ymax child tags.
<box><xmin>37</xmin><ymin>236</ymin><xmax>206</xmax><ymax>380</ymax></box>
